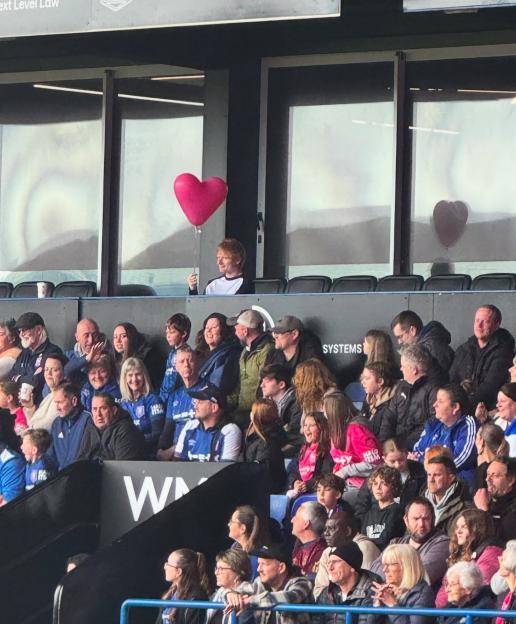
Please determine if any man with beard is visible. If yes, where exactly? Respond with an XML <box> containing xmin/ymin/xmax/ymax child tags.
<box><xmin>369</xmin><ymin>496</ymin><xmax>450</xmax><ymax>588</ymax></box>
<box><xmin>11</xmin><ymin>312</ymin><xmax>64</xmax><ymax>405</ymax></box>
<box><xmin>314</xmin><ymin>509</ymin><xmax>380</xmax><ymax>598</ymax></box>
<box><xmin>474</xmin><ymin>456</ymin><xmax>516</xmax><ymax>542</ymax></box>
<box><xmin>227</xmin><ymin>309</ymin><xmax>274</xmax><ymax>429</ymax></box>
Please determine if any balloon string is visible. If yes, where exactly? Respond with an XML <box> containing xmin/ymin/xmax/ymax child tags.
<box><xmin>194</xmin><ymin>226</ymin><xmax>202</xmax><ymax>278</ymax></box>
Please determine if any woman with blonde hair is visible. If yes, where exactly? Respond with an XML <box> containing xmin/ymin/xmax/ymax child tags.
<box><xmin>120</xmin><ymin>357</ymin><xmax>165</xmax><ymax>457</ymax></box>
<box><xmin>435</xmin><ymin>508</ymin><xmax>502</xmax><ymax>608</ymax></box>
<box><xmin>325</xmin><ymin>392</ymin><xmax>381</xmax><ymax>504</ymax></box>
<box><xmin>293</xmin><ymin>358</ymin><xmax>337</xmax><ymax>417</ymax></box>
<box><xmin>207</xmin><ymin>549</ymin><xmax>253</xmax><ymax>624</ymax></box>
<box><xmin>243</xmin><ymin>399</ymin><xmax>286</xmax><ymax>493</ymax></box>
<box><xmin>363</xmin><ymin>330</ymin><xmax>399</xmax><ymax>370</ymax></box>
<box><xmin>159</xmin><ymin>548</ymin><xmax>212</xmax><ymax>624</ymax></box>
<box><xmin>372</xmin><ymin>544</ymin><xmax>434</xmax><ymax>624</ymax></box>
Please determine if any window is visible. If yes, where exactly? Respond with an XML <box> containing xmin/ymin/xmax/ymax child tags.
<box><xmin>0</xmin><ymin>80</ymin><xmax>103</xmax><ymax>286</ymax></box>
<box><xmin>117</xmin><ymin>76</ymin><xmax>204</xmax><ymax>295</ymax></box>
<box><xmin>264</xmin><ymin>62</ymin><xmax>395</xmax><ymax>279</ymax></box>
<box><xmin>408</xmin><ymin>57</ymin><xmax>516</xmax><ymax>278</ymax></box>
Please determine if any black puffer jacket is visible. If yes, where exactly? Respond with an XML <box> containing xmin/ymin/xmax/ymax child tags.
<box><xmin>418</xmin><ymin>321</ymin><xmax>455</xmax><ymax>375</ymax></box>
<box><xmin>379</xmin><ymin>376</ymin><xmax>439</xmax><ymax>448</ymax></box>
<box><xmin>76</xmin><ymin>410</ymin><xmax>146</xmax><ymax>461</ymax></box>
<box><xmin>243</xmin><ymin>422</ymin><xmax>287</xmax><ymax>493</ymax></box>
<box><xmin>266</xmin><ymin>329</ymin><xmax>324</xmax><ymax>371</ymax></box>
<box><xmin>437</xmin><ymin>585</ymin><xmax>495</xmax><ymax>624</ymax></box>
<box><xmin>449</xmin><ymin>327</ymin><xmax>515</xmax><ymax>409</ymax></box>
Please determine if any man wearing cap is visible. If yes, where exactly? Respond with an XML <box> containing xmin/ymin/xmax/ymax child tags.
<box><xmin>224</xmin><ymin>542</ymin><xmax>312</xmax><ymax>624</ymax></box>
<box><xmin>11</xmin><ymin>312</ymin><xmax>64</xmax><ymax>405</ymax></box>
<box><xmin>174</xmin><ymin>382</ymin><xmax>241</xmax><ymax>462</ymax></box>
<box><xmin>227</xmin><ymin>309</ymin><xmax>274</xmax><ymax>429</ymax></box>
<box><xmin>316</xmin><ymin>542</ymin><xmax>378</xmax><ymax>624</ymax></box>
<box><xmin>267</xmin><ymin>315</ymin><xmax>324</xmax><ymax>372</ymax></box>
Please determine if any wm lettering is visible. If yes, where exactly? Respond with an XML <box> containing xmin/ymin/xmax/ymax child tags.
<box><xmin>123</xmin><ymin>475</ymin><xmax>208</xmax><ymax>521</ymax></box>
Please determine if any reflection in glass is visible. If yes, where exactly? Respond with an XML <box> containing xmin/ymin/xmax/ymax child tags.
<box><xmin>287</xmin><ymin>101</ymin><xmax>394</xmax><ymax>278</ymax></box>
<box><xmin>118</xmin><ymin>76</ymin><xmax>204</xmax><ymax>295</ymax></box>
<box><xmin>409</xmin><ymin>60</ymin><xmax>516</xmax><ymax>278</ymax></box>
<box><xmin>0</xmin><ymin>82</ymin><xmax>102</xmax><ymax>285</ymax></box>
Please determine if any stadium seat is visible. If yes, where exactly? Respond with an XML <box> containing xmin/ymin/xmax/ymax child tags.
<box><xmin>253</xmin><ymin>278</ymin><xmax>287</xmax><ymax>294</ymax></box>
<box><xmin>331</xmin><ymin>275</ymin><xmax>377</xmax><ymax>293</ymax></box>
<box><xmin>0</xmin><ymin>282</ymin><xmax>13</xmax><ymax>298</ymax></box>
<box><xmin>115</xmin><ymin>284</ymin><xmax>157</xmax><ymax>296</ymax></box>
<box><xmin>376</xmin><ymin>275</ymin><xmax>424</xmax><ymax>292</ymax></box>
<box><xmin>344</xmin><ymin>381</ymin><xmax>366</xmax><ymax>409</ymax></box>
<box><xmin>270</xmin><ymin>495</ymin><xmax>289</xmax><ymax>525</ymax></box>
<box><xmin>471</xmin><ymin>273</ymin><xmax>516</xmax><ymax>291</ymax></box>
<box><xmin>422</xmin><ymin>274</ymin><xmax>471</xmax><ymax>291</ymax></box>
<box><xmin>290</xmin><ymin>493</ymin><xmax>318</xmax><ymax>517</ymax></box>
<box><xmin>12</xmin><ymin>281</ymin><xmax>54</xmax><ymax>298</ymax></box>
<box><xmin>54</xmin><ymin>281</ymin><xmax>97</xmax><ymax>297</ymax></box>
<box><xmin>285</xmin><ymin>275</ymin><xmax>332</xmax><ymax>293</ymax></box>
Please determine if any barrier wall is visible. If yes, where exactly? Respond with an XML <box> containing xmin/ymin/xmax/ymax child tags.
<box><xmin>2</xmin><ymin>290</ymin><xmax>514</xmax><ymax>384</ymax></box>
<box><xmin>57</xmin><ymin>462</ymin><xmax>268</xmax><ymax>624</ymax></box>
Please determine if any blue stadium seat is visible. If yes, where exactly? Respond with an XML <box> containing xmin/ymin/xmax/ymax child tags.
<box><xmin>290</xmin><ymin>493</ymin><xmax>318</xmax><ymax>517</ymax></box>
<box><xmin>270</xmin><ymin>495</ymin><xmax>289</xmax><ymax>525</ymax></box>
<box><xmin>422</xmin><ymin>274</ymin><xmax>471</xmax><ymax>291</ymax></box>
<box><xmin>376</xmin><ymin>275</ymin><xmax>424</xmax><ymax>291</ymax></box>
<box><xmin>331</xmin><ymin>275</ymin><xmax>377</xmax><ymax>293</ymax></box>
<box><xmin>344</xmin><ymin>382</ymin><xmax>366</xmax><ymax>409</ymax></box>
<box><xmin>286</xmin><ymin>275</ymin><xmax>332</xmax><ymax>293</ymax></box>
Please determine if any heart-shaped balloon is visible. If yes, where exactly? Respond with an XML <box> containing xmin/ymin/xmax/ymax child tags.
<box><xmin>433</xmin><ymin>200</ymin><xmax>468</xmax><ymax>247</ymax></box>
<box><xmin>173</xmin><ymin>173</ymin><xmax>228</xmax><ymax>226</ymax></box>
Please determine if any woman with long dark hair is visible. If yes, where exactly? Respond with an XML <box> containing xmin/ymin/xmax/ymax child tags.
<box><xmin>435</xmin><ymin>508</ymin><xmax>503</xmax><ymax>607</ymax></box>
<box><xmin>360</xmin><ymin>361</ymin><xmax>399</xmax><ymax>441</ymax></box>
<box><xmin>113</xmin><ymin>322</ymin><xmax>162</xmax><ymax>388</ymax></box>
<box><xmin>159</xmin><ymin>548</ymin><xmax>212</xmax><ymax>624</ymax></box>
<box><xmin>325</xmin><ymin>391</ymin><xmax>381</xmax><ymax>505</ymax></box>
<box><xmin>287</xmin><ymin>411</ymin><xmax>334</xmax><ymax>499</ymax></box>
<box><xmin>243</xmin><ymin>399</ymin><xmax>286</xmax><ymax>493</ymax></box>
<box><xmin>193</xmin><ymin>313</ymin><xmax>240</xmax><ymax>396</ymax></box>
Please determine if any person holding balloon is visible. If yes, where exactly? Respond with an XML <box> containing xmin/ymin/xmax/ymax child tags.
<box><xmin>187</xmin><ymin>238</ymin><xmax>253</xmax><ymax>296</ymax></box>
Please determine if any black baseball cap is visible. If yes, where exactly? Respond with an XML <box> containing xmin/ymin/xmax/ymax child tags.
<box><xmin>329</xmin><ymin>543</ymin><xmax>363</xmax><ymax>573</ymax></box>
<box><xmin>15</xmin><ymin>312</ymin><xmax>45</xmax><ymax>330</ymax></box>
<box><xmin>250</xmin><ymin>543</ymin><xmax>291</xmax><ymax>565</ymax></box>
<box><xmin>187</xmin><ymin>382</ymin><xmax>227</xmax><ymax>409</ymax></box>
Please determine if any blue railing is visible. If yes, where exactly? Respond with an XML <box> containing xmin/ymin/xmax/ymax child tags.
<box><xmin>120</xmin><ymin>597</ymin><xmax>516</xmax><ymax>624</ymax></box>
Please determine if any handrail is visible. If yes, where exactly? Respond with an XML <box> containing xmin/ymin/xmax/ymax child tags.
<box><xmin>120</xmin><ymin>597</ymin><xmax>516</xmax><ymax>624</ymax></box>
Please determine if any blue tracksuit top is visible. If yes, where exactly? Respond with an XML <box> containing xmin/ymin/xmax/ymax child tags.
<box><xmin>25</xmin><ymin>455</ymin><xmax>57</xmax><ymax>490</ymax></box>
<box><xmin>121</xmin><ymin>393</ymin><xmax>165</xmax><ymax>450</ymax></box>
<box><xmin>159</xmin><ymin>348</ymin><xmax>180</xmax><ymax>409</ymax></box>
<box><xmin>413</xmin><ymin>413</ymin><xmax>477</xmax><ymax>485</ymax></box>
<box><xmin>48</xmin><ymin>408</ymin><xmax>91</xmax><ymax>470</ymax></box>
<box><xmin>0</xmin><ymin>444</ymin><xmax>27</xmax><ymax>502</ymax></box>
<box><xmin>80</xmin><ymin>380</ymin><xmax>122</xmax><ymax>412</ymax></box>
<box><xmin>163</xmin><ymin>385</ymin><xmax>196</xmax><ymax>445</ymax></box>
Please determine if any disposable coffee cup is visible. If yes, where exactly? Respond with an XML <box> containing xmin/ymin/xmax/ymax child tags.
<box><xmin>37</xmin><ymin>282</ymin><xmax>51</xmax><ymax>298</ymax></box>
<box><xmin>19</xmin><ymin>382</ymin><xmax>33</xmax><ymax>402</ymax></box>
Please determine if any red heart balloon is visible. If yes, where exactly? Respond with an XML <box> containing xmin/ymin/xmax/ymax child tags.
<box><xmin>433</xmin><ymin>200</ymin><xmax>468</xmax><ymax>247</ymax></box>
<box><xmin>173</xmin><ymin>173</ymin><xmax>228</xmax><ymax>226</ymax></box>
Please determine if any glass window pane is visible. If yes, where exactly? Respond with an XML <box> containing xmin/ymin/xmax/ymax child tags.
<box><xmin>0</xmin><ymin>81</ymin><xmax>103</xmax><ymax>286</ymax></box>
<box><xmin>409</xmin><ymin>58</ymin><xmax>516</xmax><ymax>278</ymax></box>
<box><xmin>118</xmin><ymin>76</ymin><xmax>204</xmax><ymax>295</ymax></box>
<box><xmin>265</xmin><ymin>63</ymin><xmax>394</xmax><ymax>279</ymax></box>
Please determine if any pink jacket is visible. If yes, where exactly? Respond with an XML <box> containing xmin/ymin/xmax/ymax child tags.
<box><xmin>330</xmin><ymin>422</ymin><xmax>381</xmax><ymax>488</ymax></box>
<box><xmin>436</xmin><ymin>544</ymin><xmax>504</xmax><ymax>607</ymax></box>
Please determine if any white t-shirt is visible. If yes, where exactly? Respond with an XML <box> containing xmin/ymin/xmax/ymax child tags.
<box><xmin>205</xmin><ymin>275</ymin><xmax>244</xmax><ymax>296</ymax></box>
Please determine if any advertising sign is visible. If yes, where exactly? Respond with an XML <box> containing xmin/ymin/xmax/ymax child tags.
<box><xmin>0</xmin><ymin>0</ymin><xmax>340</xmax><ymax>39</ymax></box>
<box><xmin>404</xmin><ymin>0</ymin><xmax>516</xmax><ymax>11</ymax></box>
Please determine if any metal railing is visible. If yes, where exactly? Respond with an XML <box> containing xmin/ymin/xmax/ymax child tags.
<box><xmin>120</xmin><ymin>597</ymin><xmax>516</xmax><ymax>624</ymax></box>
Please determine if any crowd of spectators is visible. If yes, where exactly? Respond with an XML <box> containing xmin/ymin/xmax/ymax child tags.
<box><xmin>1</xmin><ymin>241</ymin><xmax>516</xmax><ymax>623</ymax></box>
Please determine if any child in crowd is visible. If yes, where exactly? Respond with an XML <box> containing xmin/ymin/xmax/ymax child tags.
<box><xmin>0</xmin><ymin>379</ymin><xmax>29</xmax><ymax>436</ymax></box>
<box><xmin>361</xmin><ymin>465</ymin><xmax>405</xmax><ymax>551</ymax></box>
<box><xmin>20</xmin><ymin>429</ymin><xmax>57</xmax><ymax>490</ymax></box>
<box><xmin>316</xmin><ymin>473</ymin><xmax>345</xmax><ymax>517</ymax></box>
<box><xmin>159</xmin><ymin>313</ymin><xmax>191</xmax><ymax>416</ymax></box>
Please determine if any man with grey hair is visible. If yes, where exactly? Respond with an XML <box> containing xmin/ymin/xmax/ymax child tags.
<box><xmin>437</xmin><ymin>561</ymin><xmax>495</xmax><ymax>624</ymax></box>
<box><xmin>291</xmin><ymin>501</ymin><xmax>327</xmax><ymax>578</ymax></box>
<box><xmin>227</xmin><ymin>309</ymin><xmax>274</xmax><ymax>429</ymax></box>
<box><xmin>380</xmin><ymin>344</ymin><xmax>439</xmax><ymax>447</ymax></box>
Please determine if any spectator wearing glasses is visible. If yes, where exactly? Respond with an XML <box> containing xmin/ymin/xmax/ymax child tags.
<box><xmin>207</xmin><ymin>549</ymin><xmax>253</xmax><ymax>624</ymax></box>
<box><xmin>187</xmin><ymin>238</ymin><xmax>253</xmax><ymax>296</ymax></box>
<box><xmin>11</xmin><ymin>312</ymin><xmax>63</xmax><ymax>405</ymax></box>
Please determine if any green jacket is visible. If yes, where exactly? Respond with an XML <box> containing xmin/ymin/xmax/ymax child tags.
<box><xmin>234</xmin><ymin>332</ymin><xmax>275</xmax><ymax>411</ymax></box>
